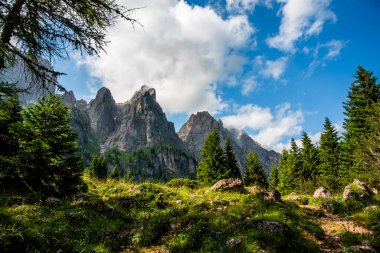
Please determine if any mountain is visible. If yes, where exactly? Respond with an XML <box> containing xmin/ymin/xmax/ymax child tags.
<box><xmin>63</xmin><ymin>86</ymin><xmax>196</xmax><ymax>180</ymax></box>
<box><xmin>178</xmin><ymin>111</ymin><xmax>280</xmax><ymax>174</ymax></box>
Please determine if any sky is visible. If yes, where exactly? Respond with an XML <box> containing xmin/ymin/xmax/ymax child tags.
<box><xmin>54</xmin><ymin>0</ymin><xmax>380</xmax><ymax>152</ymax></box>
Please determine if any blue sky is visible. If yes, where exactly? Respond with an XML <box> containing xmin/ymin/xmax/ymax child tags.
<box><xmin>54</xmin><ymin>0</ymin><xmax>380</xmax><ymax>151</ymax></box>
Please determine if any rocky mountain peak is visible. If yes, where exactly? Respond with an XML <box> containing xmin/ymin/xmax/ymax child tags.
<box><xmin>88</xmin><ymin>87</ymin><xmax>117</xmax><ymax>138</ymax></box>
<box><xmin>130</xmin><ymin>85</ymin><xmax>156</xmax><ymax>102</ymax></box>
<box><xmin>61</xmin><ymin>90</ymin><xmax>76</xmax><ymax>106</ymax></box>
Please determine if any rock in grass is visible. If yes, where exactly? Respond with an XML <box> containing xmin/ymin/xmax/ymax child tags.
<box><xmin>45</xmin><ymin>197</ymin><xmax>63</xmax><ymax>206</ymax></box>
<box><xmin>313</xmin><ymin>187</ymin><xmax>331</xmax><ymax>199</ymax></box>
<box><xmin>343</xmin><ymin>179</ymin><xmax>373</xmax><ymax>201</ymax></box>
<box><xmin>268</xmin><ymin>190</ymin><xmax>281</xmax><ymax>202</ymax></box>
<box><xmin>209</xmin><ymin>178</ymin><xmax>244</xmax><ymax>192</ymax></box>
<box><xmin>226</xmin><ymin>238</ymin><xmax>243</xmax><ymax>248</ymax></box>
<box><xmin>257</xmin><ymin>221</ymin><xmax>291</xmax><ymax>235</ymax></box>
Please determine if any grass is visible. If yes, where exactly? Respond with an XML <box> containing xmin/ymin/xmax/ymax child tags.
<box><xmin>1</xmin><ymin>177</ymin><xmax>378</xmax><ymax>252</ymax></box>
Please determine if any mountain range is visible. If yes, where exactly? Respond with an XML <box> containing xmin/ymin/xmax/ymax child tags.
<box><xmin>61</xmin><ymin>85</ymin><xmax>280</xmax><ymax>180</ymax></box>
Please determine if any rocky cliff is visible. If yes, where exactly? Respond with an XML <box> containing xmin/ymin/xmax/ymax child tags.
<box><xmin>63</xmin><ymin>86</ymin><xmax>196</xmax><ymax>180</ymax></box>
<box><xmin>178</xmin><ymin>111</ymin><xmax>280</xmax><ymax>175</ymax></box>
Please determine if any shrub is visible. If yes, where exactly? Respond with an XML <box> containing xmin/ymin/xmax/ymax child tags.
<box><xmin>166</xmin><ymin>178</ymin><xmax>200</xmax><ymax>189</ymax></box>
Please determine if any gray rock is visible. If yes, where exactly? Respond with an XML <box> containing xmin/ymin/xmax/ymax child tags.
<box><xmin>226</xmin><ymin>238</ymin><xmax>243</xmax><ymax>248</ymax></box>
<box><xmin>268</xmin><ymin>190</ymin><xmax>282</xmax><ymax>201</ymax></box>
<box><xmin>210</xmin><ymin>178</ymin><xmax>244</xmax><ymax>192</ymax></box>
<box><xmin>61</xmin><ymin>90</ymin><xmax>76</xmax><ymax>106</ymax></box>
<box><xmin>45</xmin><ymin>197</ymin><xmax>63</xmax><ymax>206</ymax></box>
<box><xmin>257</xmin><ymin>221</ymin><xmax>291</xmax><ymax>235</ymax></box>
<box><xmin>343</xmin><ymin>186</ymin><xmax>353</xmax><ymax>200</ymax></box>
<box><xmin>313</xmin><ymin>187</ymin><xmax>332</xmax><ymax>199</ymax></box>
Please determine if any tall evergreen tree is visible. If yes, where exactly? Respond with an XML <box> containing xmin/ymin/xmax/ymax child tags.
<box><xmin>278</xmin><ymin>144</ymin><xmax>300</xmax><ymax>193</ymax></box>
<box><xmin>17</xmin><ymin>95</ymin><xmax>85</xmax><ymax>195</ymax></box>
<box><xmin>197</xmin><ymin>129</ymin><xmax>229</xmax><ymax>184</ymax></box>
<box><xmin>318</xmin><ymin>117</ymin><xmax>341</xmax><ymax>190</ymax></box>
<box><xmin>0</xmin><ymin>95</ymin><xmax>23</xmax><ymax>189</ymax></box>
<box><xmin>355</xmin><ymin>102</ymin><xmax>380</xmax><ymax>186</ymax></box>
<box><xmin>110</xmin><ymin>165</ymin><xmax>120</xmax><ymax>180</ymax></box>
<box><xmin>224</xmin><ymin>138</ymin><xmax>241</xmax><ymax>178</ymax></box>
<box><xmin>88</xmin><ymin>155</ymin><xmax>108</xmax><ymax>180</ymax></box>
<box><xmin>243</xmin><ymin>152</ymin><xmax>267</xmax><ymax>187</ymax></box>
<box><xmin>300</xmin><ymin>132</ymin><xmax>319</xmax><ymax>185</ymax></box>
<box><xmin>341</xmin><ymin>66</ymin><xmax>380</xmax><ymax>180</ymax></box>
<box><xmin>268</xmin><ymin>165</ymin><xmax>279</xmax><ymax>190</ymax></box>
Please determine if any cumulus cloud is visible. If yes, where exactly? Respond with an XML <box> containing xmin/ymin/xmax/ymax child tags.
<box><xmin>306</xmin><ymin>40</ymin><xmax>345</xmax><ymax>76</ymax></box>
<box><xmin>222</xmin><ymin>103</ymin><xmax>304</xmax><ymax>151</ymax></box>
<box><xmin>267</xmin><ymin>0</ymin><xmax>336</xmax><ymax>52</ymax></box>
<box><xmin>80</xmin><ymin>0</ymin><xmax>254</xmax><ymax>114</ymax></box>
<box><xmin>226</xmin><ymin>0</ymin><xmax>272</xmax><ymax>12</ymax></box>
<box><xmin>260</xmin><ymin>56</ymin><xmax>288</xmax><ymax>80</ymax></box>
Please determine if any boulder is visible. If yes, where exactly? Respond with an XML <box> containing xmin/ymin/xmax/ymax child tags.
<box><xmin>209</xmin><ymin>178</ymin><xmax>244</xmax><ymax>192</ymax></box>
<box><xmin>257</xmin><ymin>221</ymin><xmax>291</xmax><ymax>235</ymax></box>
<box><xmin>313</xmin><ymin>187</ymin><xmax>331</xmax><ymax>199</ymax></box>
<box><xmin>268</xmin><ymin>190</ymin><xmax>281</xmax><ymax>201</ymax></box>
<box><xmin>45</xmin><ymin>197</ymin><xmax>63</xmax><ymax>206</ymax></box>
<box><xmin>226</xmin><ymin>238</ymin><xmax>243</xmax><ymax>248</ymax></box>
<box><xmin>287</xmin><ymin>195</ymin><xmax>301</xmax><ymax>202</ymax></box>
<box><xmin>247</xmin><ymin>186</ymin><xmax>265</xmax><ymax>195</ymax></box>
<box><xmin>343</xmin><ymin>180</ymin><xmax>373</xmax><ymax>201</ymax></box>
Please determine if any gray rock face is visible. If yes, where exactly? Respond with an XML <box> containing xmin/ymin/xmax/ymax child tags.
<box><xmin>104</xmin><ymin>85</ymin><xmax>185</xmax><ymax>153</ymax></box>
<box><xmin>67</xmin><ymin>85</ymin><xmax>195</xmax><ymax>179</ymax></box>
<box><xmin>178</xmin><ymin>111</ymin><xmax>280</xmax><ymax>175</ymax></box>
<box><xmin>88</xmin><ymin>87</ymin><xmax>118</xmax><ymax>138</ymax></box>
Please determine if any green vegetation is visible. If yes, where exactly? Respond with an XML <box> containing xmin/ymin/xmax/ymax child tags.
<box><xmin>88</xmin><ymin>155</ymin><xmax>108</xmax><ymax>180</ymax></box>
<box><xmin>243</xmin><ymin>152</ymin><xmax>267</xmax><ymax>187</ymax></box>
<box><xmin>224</xmin><ymin>138</ymin><xmax>242</xmax><ymax>178</ymax></box>
<box><xmin>0</xmin><ymin>95</ymin><xmax>85</xmax><ymax>197</ymax></box>
<box><xmin>197</xmin><ymin>129</ymin><xmax>230</xmax><ymax>184</ymax></box>
<box><xmin>1</xmin><ymin>177</ymin><xmax>327</xmax><ymax>252</ymax></box>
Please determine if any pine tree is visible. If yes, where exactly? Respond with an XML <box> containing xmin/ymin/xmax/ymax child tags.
<box><xmin>17</xmin><ymin>95</ymin><xmax>85</xmax><ymax>195</ymax></box>
<box><xmin>110</xmin><ymin>165</ymin><xmax>120</xmax><ymax>180</ymax></box>
<box><xmin>318</xmin><ymin>117</ymin><xmax>341</xmax><ymax>190</ymax></box>
<box><xmin>300</xmin><ymin>132</ymin><xmax>319</xmax><ymax>185</ymax></box>
<box><xmin>278</xmin><ymin>145</ymin><xmax>300</xmax><ymax>193</ymax></box>
<box><xmin>244</xmin><ymin>152</ymin><xmax>267</xmax><ymax>187</ymax></box>
<box><xmin>197</xmin><ymin>129</ymin><xmax>228</xmax><ymax>184</ymax></box>
<box><xmin>278</xmin><ymin>149</ymin><xmax>289</xmax><ymax>192</ymax></box>
<box><xmin>268</xmin><ymin>165</ymin><xmax>279</xmax><ymax>190</ymax></box>
<box><xmin>224</xmin><ymin>138</ymin><xmax>241</xmax><ymax>178</ymax></box>
<box><xmin>355</xmin><ymin>102</ymin><xmax>380</xmax><ymax>186</ymax></box>
<box><xmin>88</xmin><ymin>155</ymin><xmax>108</xmax><ymax>180</ymax></box>
<box><xmin>341</xmin><ymin>66</ymin><xmax>380</xmax><ymax>180</ymax></box>
<box><xmin>0</xmin><ymin>95</ymin><xmax>23</xmax><ymax>189</ymax></box>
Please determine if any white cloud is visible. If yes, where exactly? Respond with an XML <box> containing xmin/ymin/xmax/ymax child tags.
<box><xmin>261</xmin><ymin>56</ymin><xmax>288</xmax><ymax>80</ymax></box>
<box><xmin>222</xmin><ymin>103</ymin><xmax>304</xmax><ymax>151</ymax></box>
<box><xmin>241</xmin><ymin>76</ymin><xmax>260</xmax><ymax>95</ymax></box>
<box><xmin>80</xmin><ymin>0</ymin><xmax>254</xmax><ymax>114</ymax></box>
<box><xmin>226</xmin><ymin>0</ymin><xmax>272</xmax><ymax>12</ymax></box>
<box><xmin>306</xmin><ymin>40</ymin><xmax>345</xmax><ymax>76</ymax></box>
<box><xmin>267</xmin><ymin>0</ymin><xmax>336</xmax><ymax>52</ymax></box>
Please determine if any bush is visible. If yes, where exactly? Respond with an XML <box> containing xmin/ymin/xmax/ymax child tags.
<box><xmin>88</xmin><ymin>155</ymin><xmax>107</xmax><ymax>179</ymax></box>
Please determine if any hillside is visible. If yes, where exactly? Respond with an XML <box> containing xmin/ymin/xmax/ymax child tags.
<box><xmin>1</xmin><ymin>177</ymin><xmax>378</xmax><ymax>252</ymax></box>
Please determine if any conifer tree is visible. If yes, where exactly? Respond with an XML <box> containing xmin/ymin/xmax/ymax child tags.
<box><xmin>268</xmin><ymin>165</ymin><xmax>279</xmax><ymax>190</ymax></box>
<box><xmin>224</xmin><ymin>138</ymin><xmax>241</xmax><ymax>178</ymax></box>
<box><xmin>88</xmin><ymin>155</ymin><xmax>108</xmax><ymax>180</ymax></box>
<box><xmin>318</xmin><ymin>117</ymin><xmax>341</xmax><ymax>190</ymax></box>
<box><xmin>278</xmin><ymin>145</ymin><xmax>300</xmax><ymax>193</ymax></box>
<box><xmin>17</xmin><ymin>95</ymin><xmax>85</xmax><ymax>195</ymax></box>
<box><xmin>244</xmin><ymin>152</ymin><xmax>267</xmax><ymax>187</ymax></box>
<box><xmin>341</xmin><ymin>66</ymin><xmax>380</xmax><ymax>180</ymax></box>
<box><xmin>197</xmin><ymin>129</ymin><xmax>229</xmax><ymax>184</ymax></box>
<box><xmin>0</xmin><ymin>95</ymin><xmax>23</xmax><ymax>189</ymax></box>
<box><xmin>300</xmin><ymin>132</ymin><xmax>319</xmax><ymax>185</ymax></box>
<box><xmin>110</xmin><ymin>165</ymin><xmax>120</xmax><ymax>180</ymax></box>
<box><xmin>278</xmin><ymin>149</ymin><xmax>289</xmax><ymax>192</ymax></box>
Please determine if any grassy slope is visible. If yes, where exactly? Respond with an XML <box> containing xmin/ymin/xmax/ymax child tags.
<box><xmin>0</xmin><ymin>177</ymin><xmax>378</xmax><ymax>252</ymax></box>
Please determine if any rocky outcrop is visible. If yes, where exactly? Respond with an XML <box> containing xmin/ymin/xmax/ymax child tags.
<box><xmin>104</xmin><ymin>86</ymin><xmax>185</xmax><ymax>153</ymax></box>
<box><xmin>178</xmin><ymin>112</ymin><xmax>280</xmax><ymax>175</ymax></box>
<box><xmin>313</xmin><ymin>187</ymin><xmax>332</xmax><ymax>199</ymax></box>
<box><xmin>343</xmin><ymin>179</ymin><xmax>373</xmax><ymax>201</ymax></box>
<box><xmin>209</xmin><ymin>178</ymin><xmax>244</xmax><ymax>192</ymax></box>
<box><xmin>66</xmin><ymin>86</ymin><xmax>195</xmax><ymax>179</ymax></box>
